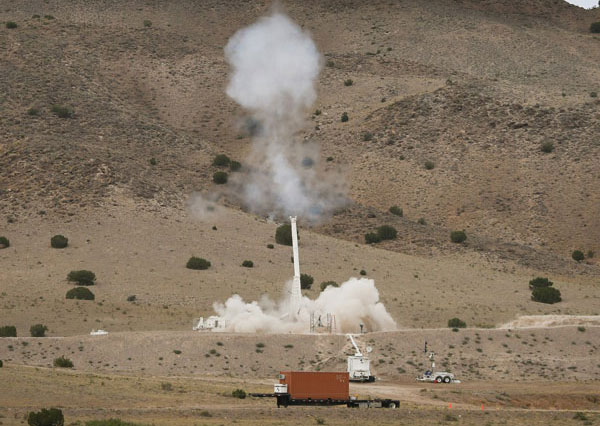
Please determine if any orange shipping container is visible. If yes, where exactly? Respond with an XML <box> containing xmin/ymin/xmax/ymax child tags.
<box><xmin>279</xmin><ymin>371</ymin><xmax>349</xmax><ymax>400</ymax></box>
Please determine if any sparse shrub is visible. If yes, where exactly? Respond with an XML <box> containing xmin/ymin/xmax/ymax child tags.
<box><xmin>326</xmin><ymin>59</ymin><xmax>335</xmax><ymax>67</ymax></box>
<box><xmin>256</xmin><ymin>342</ymin><xmax>265</xmax><ymax>348</ymax></box>
<box><xmin>241</xmin><ymin>260</ymin><xmax>254</xmax><ymax>268</ymax></box>
<box><xmin>448</xmin><ymin>318</ymin><xmax>466</xmax><ymax>328</ymax></box>
<box><xmin>361</xmin><ymin>132</ymin><xmax>373</xmax><ymax>142</ymax></box>
<box><xmin>53</xmin><ymin>356</ymin><xmax>73</xmax><ymax>368</ymax></box>
<box><xmin>300</xmin><ymin>273</ymin><xmax>314</xmax><ymax>289</ymax></box>
<box><xmin>573</xmin><ymin>411</ymin><xmax>588</xmax><ymax>421</ymax></box>
<box><xmin>66</xmin><ymin>287</ymin><xmax>95</xmax><ymax>301</ymax></box>
<box><xmin>127</xmin><ymin>295</ymin><xmax>136</xmax><ymax>302</ymax></box>
<box><xmin>27</xmin><ymin>408</ymin><xmax>64</xmax><ymax>426</ymax></box>
<box><xmin>267</xmin><ymin>243</ymin><xmax>274</xmax><ymax>249</ymax></box>
<box><xmin>389</xmin><ymin>206</ymin><xmax>403</xmax><ymax>217</ymax></box>
<box><xmin>540</xmin><ymin>141</ymin><xmax>554</xmax><ymax>153</ymax></box>
<box><xmin>67</xmin><ymin>270</ymin><xmax>96</xmax><ymax>285</ymax></box>
<box><xmin>531</xmin><ymin>286</ymin><xmax>561</xmax><ymax>304</ymax></box>
<box><xmin>341</xmin><ymin>112</ymin><xmax>349</xmax><ymax>122</ymax></box>
<box><xmin>572</xmin><ymin>250</ymin><xmax>584</xmax><ymax>262</ymax></box>
<box><xmin>186</xmin><ymin>257</ymin><xmax>211</xmax><ymax>270</ymax></box>
<box><xmin>0</xmin><ymin>325</ymin><xmax>17</xmax><ymax>337</ymax></box>
<box><xmin>365</xmin><ymin>233</ymin><xmax>381</xmax><ymax>244</ymax></box>
<box><xmin>232</xmin><ymin>389</ymin><xmax>247</xmax><ymax>399</ymax></box>
<box><xmin>275</xmin><ymin>223</ymin><xmax>297</xmax><ymax>246</ymax></box>
<box><xmin>30</xmin><ymin>324</ymin><xmax>48</xmax><ymax>337</ymax></box>
<box><xmin>173</xmin><ymin>349</ymin><xmax>181</xmax><ymax>354</ymax></box>
<box><xmin>213</xmin><ymin>171</ymin><xmax>228</xmax><ymax>184</ymax></box>
<box><xmin>359</xmin><ymin>269</ymin><xmax>366</xmax><ymax>275</ymax></box>
<box><xmin>50</xmin><ymin>235</ymin><xmax>68</xmax><ymax>249</ymax></box>
<box><xmin>577</xmin><ymin>326</ymin><xmax>586</xmax><ymax>332</ymax></box>
<box><xmin>417</xmin><ymin>217</ymin><xmax>426</xmax><ymax>225</ymax></box>
<box><xmin>212</xmin><ymin>154</ymin><xmax>231</xmax><ymax>167</ymax></box>
<box><xmin>51</xmin><ymin>105</ymin><xmax>73</xmax><ymax>118</ymax></box>
<box><xmin>0</xmin><ymin>236</ymin><xmax>10</xmax><ymax>248</ymax></box>
<box><xmin>450</xmin><ymin>230</ymin><xmax>467</xmax><ymax>243</ymax></box>
<box><xmin>320</xmin><ymin>281</ymin><xmax>339</xmax><ymax>291</ymax></box>
<box><xmin>591</xmin><ymin>92</ymin><xmax>598</xmax><ymax>98</ymax></box>
<box><xmin>143</xmin><ymin>20</ymin><xmax>152</xmax><ymax>27</ymax></box>
<box><xmin>44</xmin><ymin>15</ymin><xmax>55</xmax><ymax>20</ymax></box>
<box><xmin>528</xmin><ymin>277</ymin><xmax>553</xmax><ymax>289</ymax></box>
<box><xmin>149</xmin><ymin>157</ymin><xmax>157</xmax><ymax>166</ymax></box>
<box><xmin>344</xmin><ymin>79</ymin><xmax>353</xmax><ymax>86</ymax></box>
<box><xmin>0</xmin><ymin>360</ymin><xmax>3</xmax><ymax>367</ymax></box>
<box><xmin>199</xmin><ymin>411</ymin><xmax>212</xmax><ymax>418</ymax></box>
<box><xmin>326</xmin><ymin>156</ymin><xmax>334</xmax><ymax>162</ymax></box>
<box><xmin>28</xmin><ymin>107</ymin><xmax>40</xmax><ymax>116</ymax></box>
<box><xmin>376</xmin><ymin>225</ymin><xmax>397</xmax><ymax>241</ymax></box>
<box><xmin>424</xmin><ymin>160</ymin><xmax>435</xmax><ymax>170</ymax></box>
<box><xmin>590</xmin><ymin>22</ymin><xmax>600</xmax><ymax>33</ymax></box>
<box><xmin>316</xmin><ymin>419</ymin><xmax>326</xmax><ymax>425</ymax></box>
<box><xmin>6</xmin><ymin>21</ymin><xmax>17</xmax><ymax>29</ymax></box>
<box><xmin>444</xmin><ymin>413</ymin><xmax>458</xmax><ymax>422</ymax></box>
<box><xmin>315</xmin><ymin>109</ymin><xmax>321</xmax><ymax>115</ymax></box>
<box><xmin>587</xmin><ymin>250</ymin><xmax>594</xmax><ymax>258</ymax></box>
<box><xmin>230</xmin><ymin>160</ymin><xmax>241</xmax><ymax>171</ymax></box>
<box><xmin>161</xmin><ymin>382</ymin><xmax>173</xmax><ymax>391</ymax></box>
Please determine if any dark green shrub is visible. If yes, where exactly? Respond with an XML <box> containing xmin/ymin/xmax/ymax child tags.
<box><xmin>66</xmin><ymin>287</ymin><xmax>95</xmax><ymax>301</ymax></box>
<box><xmin>0</xmin><ymin>236</ymin><xmax>10</xmax><ymax>248</ymax></box>
<box><xmin>0</xmin><ymin>325</ymin><xmax>17</xmax><ymax>337</ymax></box>
<box><xmin>149</xmin><ymin>157</ymin><xmax>157</xmax><ymax>166</ymax></box>
<box><xmin>590</xmin><ymin>22</ymin><xmax>600</xmax><ymax>33</ymax></box>
<box><xmin>365</xmin><ymin>233</ymin><xmax>381</xmax><ymax>244</ymax></box>
<box><xmin>344</xmin><ymin>79</ymin><xmax>353</xmax><ymax>86</ymax></box>
<box><xmin>376</xmin><ymin>225</ymin><xmax>397</xmax><ymax>241</ymax></box>
<box><xmin>30</xmin><ymin>324</ymin><xmax>48</xmax><ymax>337</ymax></box>
<box><xmin>67</xmin><ymin>270</ymin><xmax>96</xmax><ymax>285</ymax></box>
<box><xmin>50</xmin><ymin>235</ymin><xmax>68</xmax><ymax>249</ymax></box>
<box><xmin>572</xmin><ymin>250</ymin><xmax>584</xmax><ymax>262</ymax></box>
<box><xmin>212</xmin><ymin>154</ymin><xmax>231</xmax><ymax>167</ymax></box>
<box><xmin>275</xmin><ymin>223</ymin><xmax>296</xmax><ymax>246</ymax></box>
<box><xmin>186</xmin><ymin>257</ymin><xmax>211</xmax><ymax>270</ymax></box>
<box><xmin>85</xmin><ymin>419</ymin><xmax>142</xmax><ymax>426</ymax></box>
<box><xmin>300</xmin><ymin>274</ymin><xmax>314</xmax><ymax>289</ymax></box>
<box><xmin>424</xmin><ymin>160</ymin><xmax>435</xmax><ymax>170</ymax></box>
<box><xmin>0</xmin><ymin>360</ymin><xmax>3</xmax><ymax>367</ymax></box>
<box><xmin>591</xmin><ymin>92</ymin><xmax>598</xmax><ymax>98</ymax></box>
<box><xmin>315</xmin><ymin>109</ymin><xmax>321</xmax><ymax>115</ymax></box>
<box><xmin>341</xmin><ymin>112</ymin><xmax>349</xmax><ymax>122</ymax></box>
<box><xmin>44</xmin><ymin>15</ymin><xmax>55</xmax><ymax>20</ymax></box>
<box><xmin>267</xmin><ymin>243</ymin><xmax>274</xmax><ymax>249</ymax></box>
<box><xmin>27</xmin><ymin>408</ymin><xmax>64</xmax><ymax>426</ymax></box>
<box><xmin>28</xmin><ymin>107</ymin><xmax>40</xmax><ymax>116</ymax></box>
<box><xmin>326</xmin><ymin>156</ymin><xmax>334</xmax><ymax>162</ymax></box>
<box><xmin>53</xmin><ymin>356</ymin><xmax>73</xmax><ymax>368</ymax></box>
<box><xmin>230</xmin><ymin>160</ymin><xmax>241</xmax><ymax>171</ymax></box>
<box><xmin>359</xmin><ymin>269</ymin><xmax>366</xmax><ymax>275</ymax></box>
<box><xmin>573</xmin><ymin>412</ymin><xmax>588</xmax><ymax>421</ymax></box>
<box><xmin>143</xmin><ymin>20</ymin><xmax>152</xmax><ymax>27</ymax></box>
<box><xmin>528</xmin><ymin>277</ymin><xmax>553</xmax><ymax>289</ymax></box>
<box><xmin>448</xmin><ymin>318</ymin><xmax>466</xmax><ymax>328</ymax></box>
<box><xmin>320</xmin><ymin>281</ymin><xmax>339</xmax><ymax>291</ymax></box>
<box><xmin>213</xmin><ymin>171</ymin><xmax>228</xmax><ymax>184</ymax></box>
<box><xmin>540</xmin><ymin>141</ymin><xmax>554</xmax><ymax>153</ymax></box>
<box><xmin>417</xmin><ymin>217</ymin><xmax>426</xmax><ymax>225</ymax></box>
<box><xmin>6</xmin><ymin>21</ymin><xmax>17</xmax><ymax>29</ymax></box>
<box><xmin>127</xmin><ymin>295</ymin><xmax>136</xmax><ymax>302</ymax></box>
<box><xmin>232</xmin><ymin>388</ymin><xmax>246</xmax><ymax>399</ymax></box>
<box><xmin>389</xmin><ymin>206</ymin><xmax>403</xmax><ymax>216</ymax></box>
<box><xmin>450</xmin><ymin>230</ymin><xmax>467</xmax><ymax>243</ymax></box>
<box><xmin>51</xmin><ymin>105</ymin><xmax>73</xmax><ymax>118</ymax></box>
<box><xmin>241</xmin><ymin>260</ymin><xmax>254</xmax><ymax>268</ymax></box>
<box><xmin>362</xmin><ymin>132</ymin><xmax>373</xmax><ymax>141</ymax></box>
<box><xmin>532</xmin><ymin>287</ymin><xmax>561</xmax><ymax>304</ymax></box>
<box><xmin>587</xmin><ymin>250</ymin><xmax>595</xmax><ymax>259</ymax></box>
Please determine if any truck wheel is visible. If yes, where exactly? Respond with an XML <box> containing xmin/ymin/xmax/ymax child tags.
<box><xmin>389</xmin><ymin>402</ymin><xmax>397</xmax><ymax>409</ymax></box>
<box><xmin>443</xmin><ymin>376</ymin><xmax>451</xmax><ymax>383</ymax></box>
<box><xmin>435</xmin><ymin>376</ymin><xmax>442</xmax><ymax>383</ymax></box>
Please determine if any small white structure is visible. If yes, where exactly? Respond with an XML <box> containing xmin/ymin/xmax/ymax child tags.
<box><xmin>346</xmin><ymin>334</ymin><xmax>375</xmax><ymax>382</ymax></box>
<box><xmin>193</xmin><ymin>316</ymin><xmax>227</xmax><ymax>331</ymax></box>
<box><xmin>90</xmin><ymin>329</ymin><xmax>108</xmax><ymax>336</ymax></box>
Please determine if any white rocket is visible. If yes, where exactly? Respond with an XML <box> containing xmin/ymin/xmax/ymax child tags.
<box><xmin>290</xmin><ymin>216</ymin><xmax>302</xmax><ymax>318</ymax></box>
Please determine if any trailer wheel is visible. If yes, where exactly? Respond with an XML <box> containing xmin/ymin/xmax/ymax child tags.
<box><xmin>389</xmin><ymin>402</ymin><xmax>397</xmax><ymax>409</ymax></box>
<box><xmin>435</xmin><ymin>376</ymin><xmax>443</xmax><ymax>383</ymax></box>
<box><xmin>443</xmin><ymin>376</ymin><xmax>451</xmax><ymax>383</ymax></box>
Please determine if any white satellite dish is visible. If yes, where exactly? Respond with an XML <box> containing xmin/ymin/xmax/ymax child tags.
<box><xmin>366</xmin><ymin>346</ymin><xmax>373</xmax><ymax>353</ymax></box>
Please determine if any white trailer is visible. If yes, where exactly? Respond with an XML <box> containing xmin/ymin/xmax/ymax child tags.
<box><xmin>416</xmin><ymin>348</ymin><xmax>460</xmax><ymax>384</ymax></box>
<box><xmin>346</xmin><ymin>334</ymin><xmax>375</xmax><ymax>382</ymax></box>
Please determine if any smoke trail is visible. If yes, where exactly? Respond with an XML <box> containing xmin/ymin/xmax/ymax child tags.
<box><xmin>212</xmin><ymin>278</ymin><xmax>397</xmax><ymax>333</ymax></box>
<box><xmin>224</xmin><ymin>11</ymin><xmax>347</xmax><ymax>222</ymax></box>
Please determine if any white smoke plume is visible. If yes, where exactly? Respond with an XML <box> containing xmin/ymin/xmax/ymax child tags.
<box><xmin>212</xmin><ymin>277</ymin><xmax>397</xmax><ymax>333</ymax></box>
<box><xmin>224</xmin><ymin>11</ymin><xmax>347</xmax><ymax>222</ymax></box>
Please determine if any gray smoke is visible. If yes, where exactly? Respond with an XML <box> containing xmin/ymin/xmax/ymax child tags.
<box><xmin>225</xmin><ymin>11</ymin><xmax>347</xmax><ymax>222</ymax></box>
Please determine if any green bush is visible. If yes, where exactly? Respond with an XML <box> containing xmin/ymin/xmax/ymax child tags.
<box><xmin>590</xmin><ymin>22</ymin><xmax>600</xmax><ymax>33</ymax></box>
<box><xmin>424</xmin><ymin>160</ymin><xmax>435</xmax><ymax>170</ymax></box>
<box><xmin>344</xmin><ymin>79</ymin><xmax>353</xmax><ymax>86</ymax></box>
<box><xmin>66</xmin><ymin>287</ymin><xmax>95</xmax><ymax>301</ymax></box>
<box><xmin>540</xmin><ymin>141</ymin><xmax>554</xmax><ymax>153</ymax></box>
<box><xmin>6</xmin><ymin>21</ymin><xmax>18</xmax><ymax>29</ymax></box>
<box><xmin>300</xmin><ymin>273</ymin><xmax>314</xmax><ymax>289</ymax></box>
<box><xmin>30</xmin><ymin>324</ymin><xmax>48</xmax><ymax>337</ymax></box>
<box><xmin>359</xmin><ymin>269</ymin><xmax>366</xmax><ymax>276</ymax></box>
<box><xmin>587</xmin><ymin>250</ymin><xmax>595</xmax><ymax>259</ymax></box>
<box><xmin>320</xmin><ymin>281</ymin><xmax>339</xmax><ymax>291</ymax></box>
<box><xmin>267</xmin><ymin>243</ymin><xmax>274</xmax><ymax>249</ymax></box>
<box><xmin>365</xmin><ymin>233</ymin><xmax>381</xmax><ymax>244</ymax></box>
<box><xmin>27</xmin><ymin>408</ymin><xmax>64</xmax><ymax>426</ymax></box>
<box><xmin>341</xmin><ymin>112</ymin><xmax>349</xmax><ymax>122</ymax></box>
<box><xmin>212</xmin><ymin>154</ymin><xmax>231</xmax><ymax>167</ymax></box>
<box><xmin>417</xmin><ymin>217</ymin><xmax>426</xmax><ymax>225</ymax></box>
<box><xmin>232</xmin><ymin>388</ymin><xmax>247</xmax><ymax>399</ymax></box>
<box><xmin>531</xmin><ymin>286</ymin><xmax>561</xmax><ymax>304</ymax></box>
<box><xmin>0</xmin><ymin>325</ymin><xmax>17</xmax><ymax>337</ymax></box>
<box><xmin>447</xmin><ymin>318</ymin><xmax>466</xmax><ymax>328</ymax></box>
<box><xmin>186</xmin><ymin>257</ymin><xmax>211</xmax><ymax>270</ymax></box>
<box><xmin>230</xmin><ymin>160</ymin><xmax>241</xmax><ymax>171</ymax></box>
<box><xmin>28</xmin><ymin>107</ymin><xmax>40</xmax><ymax>116</ymax></box>
<box><xmin>143</xmin><ymin>20</ymin><xmax>152</xmax><ymax>27</ymax></box>
<box><xmin>53</xmin><ymin>356</ymin><xmax>73</xmax><ymax>368</ymax></box>
<box><xmin>362</xmin><ymin>132</ymin><xmax>373</xmax><ymax>141</ymax></box>
<box><xmin>0</xmin><ymin>360</ymin><xmax>3</xmax><ymax>367</ymax></box>
<box><xmin>85</xmin><ymin>419</ymin><xmax>143</xmax><ymax>426</ymax></box>
<box><xmin>127</xmin><ymin>295</ymin><xmax>136</xmax><ymax>302</ymax></box>
<box><xmin>0</xmin><ymin>236</ymin><xmax>10</xmax><ymax>248</ymax></box>
<box><xmin>51</xmin><ymin>105</ymin><xmax>73</xmax><ymax>118</ymax></box>
<box><xmin>389</xmin><ymin>206</ymin><xmax>403</xmax><ymax>216</ymax></box>
<box><xmin>213</xmin><ymin>171</ymin><xmax>228</xmax><ymax>184</ymax></box>
<box><xmin>67</xmin><ymin>270</ymin><xmax>96</xmax><ymax>285</ymax></box>
<box><xmin>572</xmin><ymin>250</ymin><xmax>584</xmax><ymax>262</ymax></box>
<box><xmin>528</xmin><ymin>277</ymin><xmax>553</xmax><ymax>289</ymax></box>
<box><xmin>376</xmin><ymin>225</ymin><xmax>397</xmax><ymax>241</ymax></box>
<box><xmin>241</xmin><ymin>260</ymin><xmax>254</xmax><ymax>268</ymax></box>
<box><xmin>149</xmin><ymin>157</ymin><xmax>157</xmax><ymax>166</ymax></box>
<box><xmin>450</xmin><ymin>230</ymin><xmax>467</xmax><ymax>243</ymax></box>
<box><xmin>50</xmin><ymin>235</ymin><xmax>68</xmax><ymax>249</ymax></box>
<box><xmin>275</xmin><ymin>223</ymin><xmax>297</xmax><ymax>246</ymax></box>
